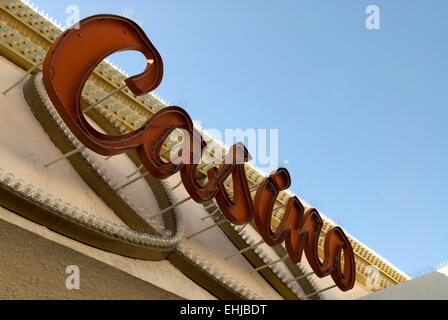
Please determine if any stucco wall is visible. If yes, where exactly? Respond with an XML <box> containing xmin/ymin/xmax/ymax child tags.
<box><xmin>0</xmin><ymin>206</ymin><xmax>215</xmax><ymax>300</ymax></box>
<box><xmin>360</xmin><ymin>271</ymin><xmax>448</xmax><ymax>300</ymax></box>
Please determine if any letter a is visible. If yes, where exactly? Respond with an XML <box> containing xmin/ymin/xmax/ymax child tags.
<box><xmin>65</xmin><ymin>265</ymin><xmax>80</xmax><ymax>290</ymax></box>
<box><xmin>365</xmin><ymin>5</ymin><xmax>380</xmax><ymax>30</ymax></box>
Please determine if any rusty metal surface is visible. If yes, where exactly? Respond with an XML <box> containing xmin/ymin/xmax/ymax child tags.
<box><xmin>253</xmin><ymin>169</ymin><xmax>356</xmax><ymax>291</ymax></box>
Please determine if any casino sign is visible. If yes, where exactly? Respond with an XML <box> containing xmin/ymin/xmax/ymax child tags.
<box><xmin>0</xmin><ymin>11</ymin><xmax>376</xmax><ymax>300</ymax></box>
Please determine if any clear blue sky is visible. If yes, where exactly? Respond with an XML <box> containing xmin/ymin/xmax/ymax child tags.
<box><xmin>32</xmin><ymin>0</ymin><xmax>448</xmax><ymax>276</ymax></box>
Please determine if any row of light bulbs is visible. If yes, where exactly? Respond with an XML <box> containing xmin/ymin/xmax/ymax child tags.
<box><xmin>32</xmin><ymin>73</ymin><xmax>184</xmax><ymax>248</ymax></box>
<box><xmin>34</xmin><ymin>72</ymin><xmax>266</xmax><ymax>300</ymax></box>
<box><xmin>34</xmin><ymin>73</ymin><xmax>314</xmax><ymax>300</ymax></box>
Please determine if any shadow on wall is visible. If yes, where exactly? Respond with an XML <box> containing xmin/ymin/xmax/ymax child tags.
<box><xmin>360</xmin><ymin>271</ymin><xmax>448</xmax><ymax>300</ymax></box>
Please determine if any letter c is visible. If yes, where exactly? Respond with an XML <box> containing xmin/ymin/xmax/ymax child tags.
<box><xmin>43</xmin><ymin>14</ymin><xmax>198</xmax><ymax>179</ymax></box>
